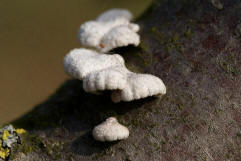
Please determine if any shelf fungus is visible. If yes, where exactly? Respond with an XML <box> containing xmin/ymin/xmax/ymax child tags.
<box><xmin>92</xmin><ymin>117</ymin><xmax>129</xmax><ymax>142</ymax></box>
<box><xmin>111</xmin><ymin>72</ymin><xmax>166</xmax><ymax>103</ymax></box>
<box><xmin>63</xmin><ymin>48</ymin><xmax>166</xmax><ymax>102</ymax></box>
<box><xmin>78</xmin><ymin>9</ymin><xmax>140</xmax><ymax>52</ymax></box>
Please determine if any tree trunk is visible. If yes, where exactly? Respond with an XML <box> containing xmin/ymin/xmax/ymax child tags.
<box><xmin>8</xmin><ymin>0</ymin><xmax>241</xmax><ymax>160</ymax></box>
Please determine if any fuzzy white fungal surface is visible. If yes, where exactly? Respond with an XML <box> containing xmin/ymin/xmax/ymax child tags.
<box><xmin>96</xmin><ymin>9</ymin><xmax>132</xmax><ymax>22</ymax></box>
<box><xmin>100</xmin><ymin>25</ymin><xmax>140</xmax><ymax>52</ymax></box>
<box><xmin>92</xmin><ymin>117</ymin><xmax>129</xmax><ymax>142</ymax></box>
<box><xmin>78</xmin><ymin>9</ymin><xmax>140</xmax><ymax>52</ymax></box>
<box><xmin>63</xmin><ymin>48</ymin><xmax>125</xmax><ymax>79</ymax></box>
<box><xmin>63</xmin><ymin>48</ymin><xmax>166</xmax><ymax>102</ymax></box>
<box><xmin>83</xmin><ymin>66</ymin><xmax>128</xmax><ymax>93</ymax></box>
<box><xmin>111</xmin><ymin>72</ymin><xmax>166</xmax><ymax>103</ymax></box>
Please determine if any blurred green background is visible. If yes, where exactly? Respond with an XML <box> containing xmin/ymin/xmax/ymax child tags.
<box><xmin>0</xmin><ymin>0</ymin><xmax>151</xmax><ymax>124</ymax></box>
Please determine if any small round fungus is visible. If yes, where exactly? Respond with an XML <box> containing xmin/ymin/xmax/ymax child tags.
<box><xmin>92</xmin><ymin>117</ymin><xmax>129</xmax><ymax>142</ymax></box>
<box><xmin>78</xmin><ymin>9</ymin><xmax>140</xmax><ymax>51</ymax></box>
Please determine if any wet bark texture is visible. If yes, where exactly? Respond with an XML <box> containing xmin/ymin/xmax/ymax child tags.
<box><xmin>7</xmin><ymin>0</ymin><xmax>241</xmax><ymax>160</ymax></box>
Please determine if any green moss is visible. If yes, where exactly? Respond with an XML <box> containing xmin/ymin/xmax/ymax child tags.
<box><xmin>151</xmin><ymin>27</ymin><xmax>165</xmax><ymax>44</ymax></box>
<box><xmin>112</xmin><ymin>44</ymin><xmax>152</xmax><ymax>72</ymax></box>
<box><xmin>172</xmin><ymin>34</ymin><xmax>179</xmax><ymax>42</ymax></box>
<box><xmin>184</xmin><ymin>28</ymin><xmax>192</xmax><ymax>39</ymax></box>
<box><xmin>43</xmin><ymin>139</ymin><xmax>64</xmax><ymax>159</ymax></box>
<box><xmin>8</xmin><ymin>133</ymin><xmax>46</xmax><ymax>160</ymax></box>
<box><xmin>217</xmin><ymin>53</ymin><xmax>240</xmax><ymax>76</ymax></box>
<box><xmin>22</xmin><ymin>134</ymin><xmax>44</xmax><ymax>153</ymax></box>
<box><xmin>131</xmin><ymin>118</ymin><xmax>143</xmax><ymax>127</ymax></box>
<box><xmin>176</xmin><ymin>43</ymin><xmax>184</xmax><ymax>54</ymax></box>
<box><xmin>166</xmin><ymin>44</ymin><xmax>175</xmax><ymax>52</ymax></box>
<box><xmin>104</xmin><ymin>147</ymin><xmax>116</xmax><ymax>157</ymax></box>
<box><xmin>152</xmin><ymin>27</ymin><xmax>185</xmax><ymax>54</ymax></box>
<box><xmin>22</xmin><ymin>144</ymin><xmax>33</xmax><ymax>154</ymax></box>
<box><xmin>138</xmin><ymin>43</ymin><xmax>156</xmax><ymax>66</ymax></box>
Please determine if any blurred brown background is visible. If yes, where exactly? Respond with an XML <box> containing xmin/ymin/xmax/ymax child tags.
<box><xmin>0</xmin><ymin>0</ymin><xmax>151</xmax><ymax>124</ymax></box>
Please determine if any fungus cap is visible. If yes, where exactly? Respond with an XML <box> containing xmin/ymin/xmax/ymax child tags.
<box><xmin>96</xmin><ymin>9</ymin><xmax>132</xmax><ymax>22</ymax></box>
<box><xmin>83</xmin><ymin>66</ymin><xmax>128</xmax><ymax>93</ymax></box>
<box><xmin>63</xmin><ymin>48</ymin><xmax>125</xmax><ymax>79</ymax></box>
<box><xmin>99</xmin><ymin>25</ymin><xmax>140</xmax><ymax>52</ymax></box>
<box><xmin>63</xmin><ymin>48</ymin><xmax>166</xmax><ymax>102</ymax></box>
<box><xmin>78</xmin><ymin>9</ymin><xmax>140</xmax><ymax>51</ymax></box>
<box><xmin>111</xmin><ymin>72</ymin><xmax>167</xmax><ymax>103</ymax></box>
<box><xmin>92</xmin><ymin>117</ymin><xmax>129</xmax><ymax>142</ymax></box>
<box><xmin>78</xmin><ymin>21</ymin><xmax>107</xmax><ymax>48</ymax></box>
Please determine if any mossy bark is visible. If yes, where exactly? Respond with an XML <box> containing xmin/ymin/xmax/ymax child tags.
<box><xmin>7</xmin><ymin>0</ymin><xmax>241</xmax><ymax>160</ymax></box>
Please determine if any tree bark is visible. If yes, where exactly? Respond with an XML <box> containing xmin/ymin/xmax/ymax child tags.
<box><xmin>8</xmin><ymin>0</ymin><xmax>241</xmax><ymax>160</ymax></box>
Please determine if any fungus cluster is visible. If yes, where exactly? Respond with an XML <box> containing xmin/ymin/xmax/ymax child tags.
<box><xmin>64</xmin><ymin>9</ymin><xmax>167</xmax><ymax>142</ymax></box>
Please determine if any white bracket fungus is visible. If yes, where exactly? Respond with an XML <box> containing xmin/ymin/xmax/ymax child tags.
<box><xmin>111</xmin><ymin>73</ymin><xmax>166</xmax><ymax>103</ymax></box>
<box><xmin>63</xmin><ymin>48</ymin><xmax>127</xmax><ymax>93</ymax></box>
<box><xmin>64</xmin><ymin>8</ymin><xmax>167</xmax><ymax>142</ymax></box>
<box><xmin>92</xmin><ymin>117</ymin><xmax>129</xmax><ymax>142</ymax></box>
<box><xmin>78</xmin><ymin>9</ymin><xmax>140</xmax><ymax>52</ymax></box>
<box><xmin>63</xmin><ymin>48</ymin><xmax>166</xmax><ymax>102</ymax></box>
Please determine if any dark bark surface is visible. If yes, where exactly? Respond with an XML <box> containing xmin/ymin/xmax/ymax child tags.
<box><xmin>6</xmin><ymin>0</ymin><xmax>241</xmax><ymax>160</ymax></box>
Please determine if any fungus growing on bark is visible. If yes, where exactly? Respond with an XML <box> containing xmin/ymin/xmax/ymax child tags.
<box><xmin>92</xmin><ymin>117</ymin><xmax>129</xmax><ymax>142</ymax></box>
<box><xmin>78</xmin><ymin>9</ymin><xmax>140</xmax><ymax>52</ymax></box>
<box><xmin>63</xmin><ymin>48</ymin><xmax>166</xmax><ymax>102</ymax></box>
<box><xmin>111</xmin><ymin>72</ymin><xmax>166</xmax><ymax>103</ymax></box>
<box><xmin>63</xmin><ymin>48</ymin><xmax>126</xmax><ymax>94</ymax></box>
<box><xmin>62</xmin><ymin>8</ymin><xmax>166</xmax><ymax>144</ymax></box>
